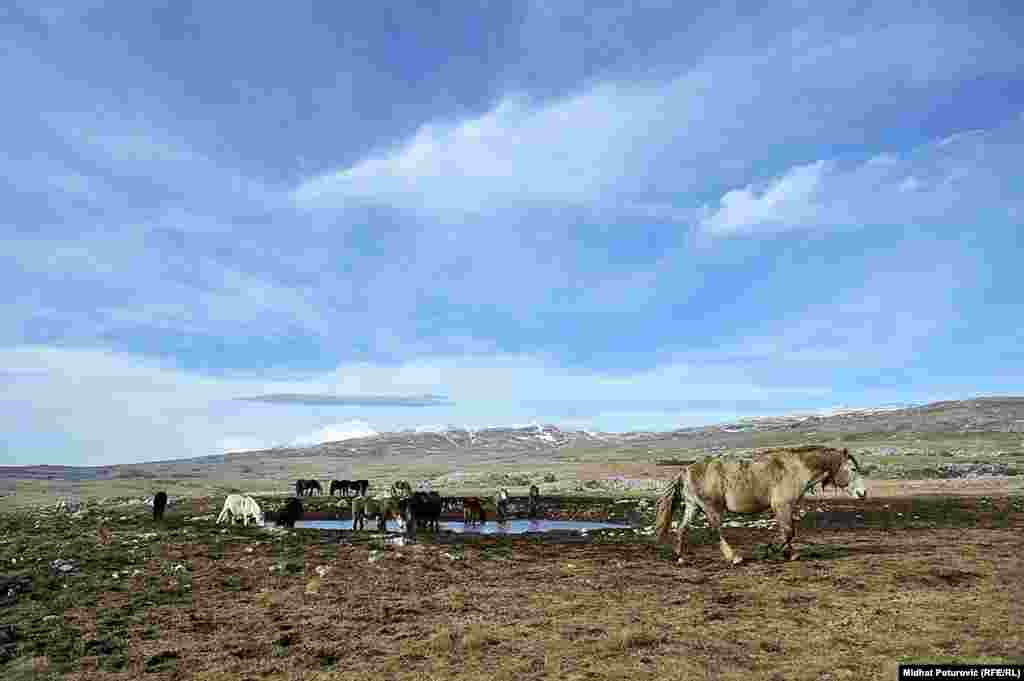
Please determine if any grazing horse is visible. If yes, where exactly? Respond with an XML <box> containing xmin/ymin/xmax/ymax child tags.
<box><xmin>329</xmin><ymin>479</ymin><xmax>352</xmax><ymax>497</ymax></box>
<box><xmin>655</xmin><ymin>446</ymin><xmax>868</xmax><ymax>565</ymax></box>
<box><xmin>354</xmin><ymin>479</ymin><xmax>369</xmax><ymax>497</ymax></box>
<box><xmin>528</xmin><ymin>484</ymin><xmax>540</xmax><ymax>519</ymax></box>
<box><xmin>153</xmin><ymin>491</ymin><xmax>168</xmax><ymax>521</ymax></box>
<box><xmin>494</xmin><ymin>488</ymin><xmax>510</xmax><ymax>523</ymax></box>
<box><xmin>391</xmin><ymin>480</ymin><xmax>413</xmax><ymax>499</ymax></box>
<box><xmin>295</xmin><ymin>479</ymin><xmax>322</xmax><ymax>497</ymax></box>
<box><xmin>351</xmin><ymin>496</ymin><xmax>402</xmax><ymax>532</ymax></box>
<box><xmin>217</xmin><ymin>494</ymin><xmax>264</xmax><ymax>526</ymax></box>
<box><xmin>278</xmin><ymin>497</ymin><xmax>304</xmax><ymax>528</ymax></box>
<box><xmin>463</xmin><ymin>497</ymin><xmax>486</xmax><ymax>524</ymax></box>
<box><xmin>400</xmin><ymin>491</ymin><xmax>443</xmax><ymax>536</ymax></box>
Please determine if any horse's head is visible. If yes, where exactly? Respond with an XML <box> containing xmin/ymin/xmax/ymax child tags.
<box><xmin>832</xmin><ymin>449</ymin><xmax>867</xmax><ymax>499</ymax></box>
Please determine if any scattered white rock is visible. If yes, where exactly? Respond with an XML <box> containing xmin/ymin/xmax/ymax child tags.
<box><xmin>315</xmin><ymin>565</ymin><xmax>331</xmax><ymax>578</ymax></box>
<box><xmin>49</xmin><ymin>559</ymin><xmax>77</xmax><ymax>574</ymax></box>
<box><xmin>55</xmin><ymin>499</ymin><xmax>83</xmax><ymax>514</ymax></box>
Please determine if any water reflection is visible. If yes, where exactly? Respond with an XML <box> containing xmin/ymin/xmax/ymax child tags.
<box><xmin>280</xmin><ymin>519</ymin><xmax>630</xmax><ymax>534</ymax></box>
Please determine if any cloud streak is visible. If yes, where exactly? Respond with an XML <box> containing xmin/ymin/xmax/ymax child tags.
<box><xmin>234</xmin><ymin>393</ymin><xmax>452</xmax><ymax>407</ymax></box>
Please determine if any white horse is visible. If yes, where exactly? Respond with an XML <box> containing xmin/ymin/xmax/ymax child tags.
<box><xmin>217</xmin><ymin>494</ymin><xmax>264</xmax><ymax>526</ymax></box>
<box><xmin>494</xmin><ymin>488</ymin><xmax>510</xmax><ymax>523</ymax></box>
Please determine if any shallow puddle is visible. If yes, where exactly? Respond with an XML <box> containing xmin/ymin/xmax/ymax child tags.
<box><xmin>281</xmin><ymin>519</ymin><xmax>632</xmax><ymax>534</ymax></box>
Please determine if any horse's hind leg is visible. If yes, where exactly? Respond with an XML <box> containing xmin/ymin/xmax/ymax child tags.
<box><xmin>674</xmin><ymin>502</ymin><xmax>699</xmax><ymax>560</ymax></box>
<box><xmin>774</xmin><ymin>503</ymin><xmax>799</xmax><ymax>560</ymax></box>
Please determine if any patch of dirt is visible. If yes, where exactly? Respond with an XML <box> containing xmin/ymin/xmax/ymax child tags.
<box><xmin>1</xmin><ymin>494</ymin><xmax>1021</xmax><ymax>680</ymax></box>
<box><xmin>867</xmin><ymin>477</ymin><xmax>1022</xmax><ymax>497</ymax></box>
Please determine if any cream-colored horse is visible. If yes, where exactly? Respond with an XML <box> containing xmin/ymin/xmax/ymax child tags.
<box><xmin>217</xmin><ymin>494</ymin><xmax>264</xmax><ymax>526</ymax></box>
<box><xmin>655</xmin><ymin>446</ymin><xmax>867</xmax><ymax>565</ymax></box>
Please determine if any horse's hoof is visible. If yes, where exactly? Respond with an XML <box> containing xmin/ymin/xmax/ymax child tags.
<box><xmin>731</xmin><ymin>556</ymin><xmax>744</xmax><ymax>565</ymax></box>
<box><xmin>788</xmin><ymin>552</ymin><xmax>800</xmax><ymax>562</ymax></box>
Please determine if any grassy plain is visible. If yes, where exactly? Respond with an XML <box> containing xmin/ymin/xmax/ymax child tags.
<box><xmin>0</xmin><ymin>492</ymin><xmax>1021</xmax><ymax>680</ymax></box>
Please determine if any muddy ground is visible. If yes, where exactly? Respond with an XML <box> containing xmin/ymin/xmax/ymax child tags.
<box><xmin>1</xmin><ymin>492</ymin><xmax>1021</xmax><ymax>681</ymax></box>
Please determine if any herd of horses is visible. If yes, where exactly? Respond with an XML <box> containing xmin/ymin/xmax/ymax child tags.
<box><xmin>152</xmin><ymin>446</ymin><xmax>869</xmax><ymax>567</ymax></box>
<box><xmin>295</xmin><ymin>478</ymin><xmax>371</xmax><ymax>497</ymax></box>
<box><xmin>203</xmin><ymin>477</ymin><xmax>543</xmax><ymax>538</ymax></box>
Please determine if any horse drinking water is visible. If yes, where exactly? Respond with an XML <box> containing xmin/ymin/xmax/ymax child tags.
<box><xmin>463</xmin><ymin>497</ymin><xmax>486</xmax><ymax>524</ymax></box>
<box><xmin>278</xmin><ymin>497</ymin><xmax>304</xmax><ymax>528</ymax></box>
<box><xmin>399</xmin><ymin>491</ymin><xmax>443</xmax><ymax>536</ymax></box>
<box><xmin>352</xmin><ymin>496</ymin><xmax>402</xmax><ymax>532</ymax></box>
<box><xmin>655</xmin><ymin>446</ymin><xmax>867</xmax><ymax>565</ymax></box>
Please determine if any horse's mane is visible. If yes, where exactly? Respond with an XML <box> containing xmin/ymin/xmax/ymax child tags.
<box><xmin>752</xmin><ymin>445</ymin><xmax>851</xmax><ymax>478</ymax></box>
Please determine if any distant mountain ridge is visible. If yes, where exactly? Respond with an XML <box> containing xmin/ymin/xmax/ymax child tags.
<box><xmin>3</xmin><ymin>397</ymin><xmax>1024</xmax><ymax>481</ymax></box>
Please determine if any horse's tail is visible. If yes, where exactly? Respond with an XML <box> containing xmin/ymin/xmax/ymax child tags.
<box><xmin>654</xmin><ymin>475</ymin><xmax>685</xmax><ymax>544</ymax></box>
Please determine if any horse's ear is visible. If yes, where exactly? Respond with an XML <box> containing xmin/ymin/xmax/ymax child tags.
<box><xmin>842</xmin><ymin>448</ymin><xmax>849</xmax><ymax>458</ymax></box>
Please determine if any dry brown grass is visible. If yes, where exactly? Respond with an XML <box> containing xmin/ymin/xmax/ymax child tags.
<box><xmin>1</xmin><ymin>494</ymin><xmax>1022</xmax><ymax>681</ymax></box>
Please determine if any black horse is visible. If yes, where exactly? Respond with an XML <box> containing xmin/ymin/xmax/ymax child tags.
<box><xmin>399</xmin><ymin>491</ymin><xmax>443</xmax><ymax>536</ymax></box>
<box><xmin>295</xmin><ymin>479</ymin><xmax>322</xmax><ymax>497</ymax></box>
<box><xmin>278</xmin><ymin>497</ymin><xmax>304</xmax><ymax>528</ymax></box>
<box><xmin>528</xmin><ymin>484</ymin><xmax>540</xmax><ymax>519</ymax></box>
<box><xmin>153</xmin><ymin>491</ymin><xmax>168</xmax><ymax>521</ymax></box>
<box><xmin>353</xmin><ymin>479</ymin><xmax>369</xmax><ymax>497</ymax></box>
<box><xmin>329</xmin><ymin>479</ymin><xmax>352</xmax><ymax>497</ymax></box>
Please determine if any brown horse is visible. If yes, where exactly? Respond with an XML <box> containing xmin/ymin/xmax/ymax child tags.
<box><xmin>655</xmin><ymin>446</ymin><xmax>867</xmax><ymax>565</ymax></box>
<box><xmin>463</xmin><ymin>497</ymin><xmax>486</xmax><ymax>524</ymax></box>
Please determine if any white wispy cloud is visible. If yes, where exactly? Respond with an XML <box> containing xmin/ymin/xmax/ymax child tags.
<box><xmin>698</xmin><ymin>160</ymin><xmax>831</xmax><ymax>236</ymax></box>
<box><xmin>699</xmin><ymin>114</ymin><xmax>1024</xmax><ymax>237</ymax></box>
<box><xmin>291</xmin><ymin>21</ymin><xmax>1023</xmax><ymax>220</ymax></box>
<box><xmin>291</xmin><ymin>86</ymin><xmax>652</xmax><ymax>216</ymax></box>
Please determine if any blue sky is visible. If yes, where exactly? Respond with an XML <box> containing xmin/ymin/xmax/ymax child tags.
<box><xmin>2</xmin><ymin>1</ymin><xmax>1023</xmax><ymax>465</ymax></box>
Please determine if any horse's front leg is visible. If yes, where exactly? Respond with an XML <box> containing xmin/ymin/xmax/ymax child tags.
<box><xmin>705</xmin><ymin>507</ymin><xmax>742</xmax><ymax>565</ymax></box>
